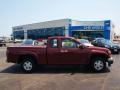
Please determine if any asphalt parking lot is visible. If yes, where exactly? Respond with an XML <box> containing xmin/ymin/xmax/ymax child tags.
<box><xmin>0</xmin><ymin>45</ymin><xmax>120</xmax><ymax>90</ymax></box>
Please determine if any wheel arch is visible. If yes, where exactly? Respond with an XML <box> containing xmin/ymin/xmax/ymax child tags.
<box><xmin>17</xmin><ymin>54</ymin><xmax>38</xmax><ymax>64</ymax></box>
<box><xmin>90</xmin><ymin>54</ymin><xmax>108</xmax><ymax>64</ymax></box>
<box><xmin>90</xmin><ymin>55</ymin><xmax>107</xmax><ymax>72</ymax></box>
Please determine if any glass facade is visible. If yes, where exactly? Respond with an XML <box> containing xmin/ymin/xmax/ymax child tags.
<box><xmin>13</xmin><ymin>27</ymin><xmax>65</xmax><ymax>40</ymax></box>
<box><xmin>27</xmin><ymin>27</ymin><xmax>65</xmax><ymax>39</ymax></box>
<box><xmin>72</xmin><ymin>31</ymin><xmax>104</xmax><ymax>40</ymax></box>
<box><xmin>13</xmin><ymin>30</ymin><xmax>24</xmax><ymax>39</ymax></box>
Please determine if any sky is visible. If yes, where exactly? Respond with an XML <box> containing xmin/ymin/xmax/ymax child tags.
<box><xmin>0</xmin><ymin>0</ymin><xmax>120</xmax><ymax>36</ymax></box>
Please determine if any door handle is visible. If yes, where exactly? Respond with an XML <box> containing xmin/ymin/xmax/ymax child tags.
<box><xmin>60</xmin><ymin>50</ymin><xmax>68</xmax><ymax>53</ymax></box>
<box><xmin>64</xmin><ymin>50</ymin><xmax>68</xmax><ymax>52</ymax></box>
<box><xmin>60</xmin><ymin>50</ymin><xmax>65</xmax><ymax>53</ymax></box>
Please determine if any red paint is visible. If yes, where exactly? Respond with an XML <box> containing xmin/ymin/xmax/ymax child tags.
<box><xmin>7</xmin><ymin>36</ymin><xmax>111</xmax><ymax>65</ymax></box>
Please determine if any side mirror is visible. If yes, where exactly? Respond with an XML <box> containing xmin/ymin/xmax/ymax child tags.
<box><xmin>79</xmin><ymin>44</ymin><xmax>85</xmax><ymax>49</ymax></box>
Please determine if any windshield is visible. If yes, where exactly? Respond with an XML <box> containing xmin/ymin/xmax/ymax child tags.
<box><xmin>22</xmin><ymin>39</ymin><xmax>34</xmax><ymax>45</ymax></box>
<box><xmin>101</xmin><ymin>39</ymin><xmax>113</xmax><ymax>45</ymax></box>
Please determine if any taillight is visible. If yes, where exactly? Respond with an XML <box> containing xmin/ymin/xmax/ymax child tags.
<box><xmin>6</xmin><ymin>48</ymin><xmax>9</xmax><ymax>56</ymax></box>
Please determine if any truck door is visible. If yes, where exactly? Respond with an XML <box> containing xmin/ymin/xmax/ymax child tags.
<box><xmin>58</xmin><ymin>38</ymin><xmax>88</xmax><ymax>64</ymax></box>
<box><xmin>47</xmin><ymin>38</ymin><xmax>61</xmax><ymax>64</ymax></box>
<box><xmin>47</xmin><ymin>38</ymin><xmax>88</xmax><ymax>64</ymax></box>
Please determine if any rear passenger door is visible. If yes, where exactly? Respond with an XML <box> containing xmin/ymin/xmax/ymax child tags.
<box><xmin>47</xmin><ymin>38</ymin><xmax>61</xmax><ymax>64</ymax></box>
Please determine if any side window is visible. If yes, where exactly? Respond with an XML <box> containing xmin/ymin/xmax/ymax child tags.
<box><xmin>50</xmin><ymin>39</ymin><xmax>58</xmax><ymax>48</ymax></box>
<box><xmin>62</xmin><ymin>39</ymin><xmax>77</xmax><ymax>48</ymax></box>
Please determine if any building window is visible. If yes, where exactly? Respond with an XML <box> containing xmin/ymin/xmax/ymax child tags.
<box><xmin>72</xmin><ymin>31</ymin><xmax>104</xmax><ymax>40</ymax></box>
<box><xmin>27</xmin><ymin>27</ymin><xmax>65</xmax><ymax>40</ymax></box>
<box><xmin>13</xmin><ymin>30</ymin><xmax>24</xmax><ymax>39</ymax></box>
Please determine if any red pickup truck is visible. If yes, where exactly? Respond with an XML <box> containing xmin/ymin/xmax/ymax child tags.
<box><xmin>6</xmin><ymin>36</ymin><xmax>113</xmax><ymax>72</ymax></box>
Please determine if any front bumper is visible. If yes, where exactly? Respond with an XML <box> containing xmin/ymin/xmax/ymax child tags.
<box><xmin>107</xmin><ymin>57</ymin><xmax>114</xmax><ymax>66</ymax></box>
<box><xmin>109</xmin><ymin>47</ymin><xmax>120</xmax><ymax>54</ymax></box>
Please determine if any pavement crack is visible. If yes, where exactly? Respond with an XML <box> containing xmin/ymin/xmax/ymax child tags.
<box><xmin>101</xmin><ymin>73</ymin><xmax>110</xmax><ymax>90</ymax></box>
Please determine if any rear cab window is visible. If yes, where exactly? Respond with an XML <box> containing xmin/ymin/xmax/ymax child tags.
<box><xmin>50</xmin><ymin>39</ymin><xmax>58</xmax><ymax>48</ymax></box>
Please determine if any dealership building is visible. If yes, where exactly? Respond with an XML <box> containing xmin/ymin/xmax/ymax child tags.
<box><xmin>12</xmin><ymin>19</ymin><xmax>115</xmax><ymax>40</ymax></box>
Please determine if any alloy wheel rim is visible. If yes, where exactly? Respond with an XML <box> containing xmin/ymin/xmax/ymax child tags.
<box><xmin>94</xmin><ymin>60</ymin><xmax>104</xmax><ymax>71</ymax></box>
<box><xmin>23</xmin><ymin>61</ymin><xmax>32</xmax><ymax>71</ymax></box>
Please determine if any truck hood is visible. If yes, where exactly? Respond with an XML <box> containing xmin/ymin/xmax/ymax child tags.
<box><xmin>87</xmin><ymin>46</ymin><xmax>109</xmax><ymax>52</ymax></box>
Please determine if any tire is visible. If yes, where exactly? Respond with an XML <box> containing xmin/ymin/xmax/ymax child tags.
<box><xmin>4</xmin><ymin>44</ymin><xmax>6</xmax><ymax>47</ymax></box>
<box><xmin>91</xmin><ymin>57</ymin><xmax>106</xmax><ymax>72</ymax></box>
<box><xmin>21</xmin><ymin>57</ymin><xmax>37</xmax><ymax>73</ymax></box>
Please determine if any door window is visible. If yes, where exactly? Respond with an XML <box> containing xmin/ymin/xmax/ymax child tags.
<box><xmin>61</xmin><ymin>39</ymin><xmax>77</xmax><ymax>48</ymax></box>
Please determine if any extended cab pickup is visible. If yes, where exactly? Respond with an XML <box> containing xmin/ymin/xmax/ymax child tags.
<box><xmin>7</xmin><ymin>36</ymin><xmax>113</xmax><ymax>72</ymax></box>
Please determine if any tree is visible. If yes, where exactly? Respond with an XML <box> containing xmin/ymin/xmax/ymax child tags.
<box><xmin>78</xmin><ymin>32</ymin><xmax>83</xmax><ymax>39</ymax></box>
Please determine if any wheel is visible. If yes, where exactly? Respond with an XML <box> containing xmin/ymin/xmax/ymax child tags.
<box><xmin>21</xmin><ymin>57</ymin><xmax>37</xmax><ymax>73</ymax></box>
<box><xmin>4</xmin><ymin>44</ymin><xmax>6</xmax><ymax>47</ymax></box>
<box><xmin>91</xmin><ymin>57</ymin><xmax>106</xmax><ymax>72</ymax></box>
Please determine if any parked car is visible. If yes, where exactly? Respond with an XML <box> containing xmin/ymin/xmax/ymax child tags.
<box><xmin>37</xmin><ymin>39</ymin><xmax>47</xmax><ymax>45</ymax></box>
<box><xmin>91</xmin><ymin>38</ymin><xmax>120</xmax><ymax>54</ymax></box>
<box><xmin>0</xmin><ymin>39</ymin><xmax>6</xmax><ymax>47</ymax></box>
<box><xmin>6</xmin><ymin>36</ymin><xmax>113</xmax><ymax>73</ymax></box>
<box><xmin>78</xmin><ymin>39</ymin><xmax>93</xmax><ymax>46</ymax></box>
<box><xmin>14</xmin><ymin>39</ymin><xmax>23</xmax><ymax>43</ymax></box>
<box><xmin>22</xmin><ymin>39</ymin><xmax>45</xmax><ymax>46</ymax></box>
<box><xmin>22</xmin><ymin>39</ymin><xmax>36</xmax><ymax>45</ymax></box>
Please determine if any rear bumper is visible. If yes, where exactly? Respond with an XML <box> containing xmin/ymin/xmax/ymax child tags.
<box><xmin>107</xmin><ymin>57</ymin><xmax>114</xmax><ymax>66</ymax></box>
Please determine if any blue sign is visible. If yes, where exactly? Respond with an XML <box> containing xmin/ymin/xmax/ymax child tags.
<box><xmin>104</xmin><ymin>20</ymin><xmax>110</xmax><ymax>31</ymax></box>
<box><xmin>71</xmin><ymin>26</ymin><xmax>104</xmax><ymax>30</ymax></box>
<box><xmin>104</xmin><ymin>20</ymin><xmax>111</xmax><ymax>40</ymax></box>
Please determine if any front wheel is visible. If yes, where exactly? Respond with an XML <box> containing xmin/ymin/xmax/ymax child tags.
<box><xmin>91</xmin><ymin>57</ymin><xmax>106</xmax><ymax>72</ymax></box>
<box><xmin>21</xmin><ymin>57</ymin><xmax>37</xmax><ymax>73</ymax></box>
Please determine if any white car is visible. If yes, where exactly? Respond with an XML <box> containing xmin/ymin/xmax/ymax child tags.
<box><xmin>14</xmin><ymin>39</ymin><xmax>23</xmax><ymax>43</ymax></box>
<box><xmin>78</xmin><ymin>39</ymin><xmax>93</xmax><ymax>46</ymax></box>
<box><xmin>22</xmin><ymin>39</ymin><xmax>45</xmax><ymax>46</ymax></box>
<box><xmin>22</xmin><ymin>39</ymin><xmax>37</xmax><ymax>45</ymax></box>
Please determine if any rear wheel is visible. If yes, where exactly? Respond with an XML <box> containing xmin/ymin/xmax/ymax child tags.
<box><xmin>4</xmin><ymin>44</ymin><xmax>6</xmax><ymax>47</ymax></box>
<box><xmin>21</xmin><ymin>57</ymin><xmax>37</xmax><ymax>73</ymax></box>
<box><xmin>91</xmin><ymin>57</ymin><xmax>106</xmax><ymax>72</ymax></box>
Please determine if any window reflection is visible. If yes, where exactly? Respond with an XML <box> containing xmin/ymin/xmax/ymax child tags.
<box><xmin>62</xmin><ymin>39</ymin><xmax>77</xmax><ymax>48</ymax></box>
<box><xmin>27</xmin><ymin>27</ymin><xmax>65</xmax><ymax>39</ymax></box>
<box><xmin>72</xmin><ymin>31</ymin><xmax>104</xmax><ymax>40</ymax></box>
<box><xmin>13</xmin><ymin>30</ymin><xmax>24</xmax><ymax>39</ymax></box>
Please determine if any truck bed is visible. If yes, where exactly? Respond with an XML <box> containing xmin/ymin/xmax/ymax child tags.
<box><xmin>7</xmin><ymin>45</ymin><xmax>47</xmax><ymax>64</ymax></box>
